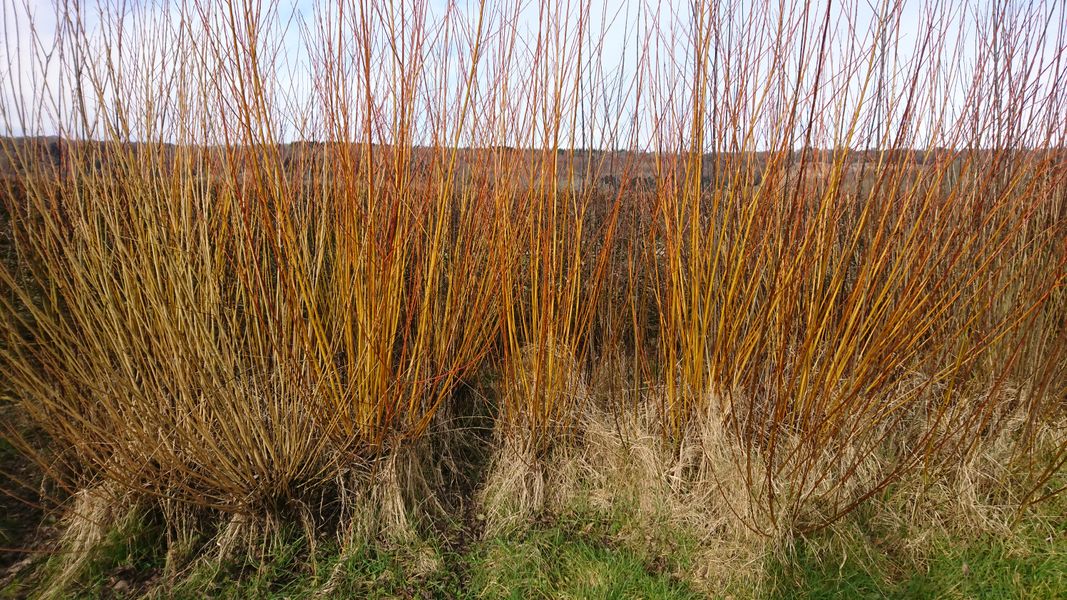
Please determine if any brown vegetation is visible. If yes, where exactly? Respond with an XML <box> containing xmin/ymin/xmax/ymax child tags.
<box><xmin>0</xmin><ymin>0</ymin><xmax>1063</xmax><ymax>586</ymax></box>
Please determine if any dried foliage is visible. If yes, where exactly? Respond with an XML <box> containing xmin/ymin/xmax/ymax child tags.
<box><xmin>0</xmin><ymin>0</ymin><xmax>1063</xmax><ymax>553</ymax></box>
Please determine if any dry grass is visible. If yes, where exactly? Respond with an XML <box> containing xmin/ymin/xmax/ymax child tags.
<box><xmin>0</xmin><ymin>0</ymin><xmax>1064</xmax><ymax>592</ymax></box>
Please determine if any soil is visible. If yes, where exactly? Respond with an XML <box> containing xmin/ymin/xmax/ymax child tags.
<box><xmin>0</xmin><ymin>408</ymin><xmax>52</xmax><ymax>588</ymax></box>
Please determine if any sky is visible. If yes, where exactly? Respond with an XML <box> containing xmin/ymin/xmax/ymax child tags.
<box><xmin>1</xmin><ymin>0</ymin><xmax>1064</xmax><ymax>149</ymax></box>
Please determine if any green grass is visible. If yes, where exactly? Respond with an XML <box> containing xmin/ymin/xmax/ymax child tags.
<box><xmin>72</xmin><ymin>516</ymin><xmax>166</xmax><ymax>598</ymax></box>
<box><xmin>0</xmin><ymin>508</ymin><xmax>162</xmax><ymax>599</ymax></box>
<box><xmin>4</xmin><ymin>508</ymin><xmax>1062</xmax><ymax>597</ymax></box>
<box><xmin>763</xmin><ymin>505</ymin><xmax>1067</xmax><ymax>600</ymax></box>
<box><xmin>4</xmin><ymin>496</ymin><xmax>1065</xmax><ymax>599</ymax></box>
<box><xmin>906</xmin><ymin>534</ymin><xmax>1067</xmax><ymax>599</ymax></box>
<box><xmin>5</xmin><ymin>512</ymin><xmax>702</xmax><ymax>598</ymax></box>
<box><xmin>467</xmin><ymin>517</ymin><xmax>702</xmax><ymax>599</ymax></box>
<box><xmin>156</xmin><ymin>535</ymin><xmax>319</xmax><ymax>599</ymax></box>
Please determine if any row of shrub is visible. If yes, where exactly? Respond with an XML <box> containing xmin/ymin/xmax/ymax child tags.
<box><xmin>1</xmin><ymin>0</ymin><xmax>1063</xmax><ymax>553</ymax></box>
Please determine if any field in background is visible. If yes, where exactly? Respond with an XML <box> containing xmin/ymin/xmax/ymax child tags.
<box><xmin>1</xmin><ymin>0</ymin><xmax>1065</xmax><ymax>597</ymax></box>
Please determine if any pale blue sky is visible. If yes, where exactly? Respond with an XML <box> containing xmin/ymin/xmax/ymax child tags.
<box><xmin>2</xmin><ymin>1</ymin><xmax>1063</xmax><ymax>149</ymax></box>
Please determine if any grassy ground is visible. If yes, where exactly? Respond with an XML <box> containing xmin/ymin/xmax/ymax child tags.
<box><xmin>3</xmin><ymin>492</ymin><xmax>1063</xmax><ymax>599</ymax></box>
<box><xmin>764</xmin><ymin>507</ymin><xmax>1067</xmax><ymax>599</ymax></box>
<box><xmin>2</xmin><ymin>374</ymin><xmax>1063</xmax><ymax>599</ymax></box>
